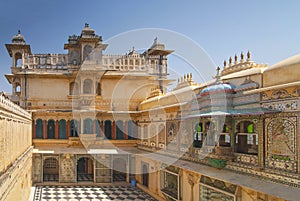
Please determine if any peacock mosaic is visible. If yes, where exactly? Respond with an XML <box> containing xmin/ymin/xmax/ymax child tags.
<box><xmin>265</xmin><ymin>117</ymin><xmax>297</xmax><ymax>172</ymax></box>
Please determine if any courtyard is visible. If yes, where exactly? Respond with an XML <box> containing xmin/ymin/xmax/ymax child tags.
<box><xmin>32</xmin><ymin>185</ymin><xmax>157</xmax><ymax>201</ymax></box>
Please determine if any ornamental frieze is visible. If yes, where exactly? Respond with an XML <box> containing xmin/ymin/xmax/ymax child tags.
<box><xmin>262</xmin><ymin>100</ymin><xmax>298</xmax><ymax>111</ymax></box>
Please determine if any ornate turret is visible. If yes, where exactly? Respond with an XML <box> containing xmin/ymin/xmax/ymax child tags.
<box><xmin>64</xmin><ymin>23</ymin><xmax>107</xmax><ymax>63</ymax></box>
<box><xmin>12</xmin><ymin>30</ymin><xmax>26</xmax><ymax>45</ymax></box>
<box><xmin>145</xmin><ymin>37</ymin><xmax>174</xmax><ymax>94</ymax></box>
<box><xmin>81</xmin><ymin>23</ymin><xmax>97</xmax><ymax>38</ymax></box>
<box><xmin>5</xmin><ymin>30</ymin><xmax>31</xmax><ymax>65</ymax></box>
<box><xmin>64</xmin><ymin>23</ymin><xmax>103</xmax><ymax>49</ymax></box>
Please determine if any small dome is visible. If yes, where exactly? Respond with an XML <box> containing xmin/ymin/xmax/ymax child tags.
<box><xmin>81</xmin><ymin>23</ymin><xmax>95</xmax><ymax>38</ymax></box>
<box><xmin>12</xmin><ymin>30</ymin><xmax>26</xmax><ymax>45</ymax></box>
<box><xmin>200</xmin><ymin>83</ymin><xmax>235</xmax><ymax>97</ymax></box>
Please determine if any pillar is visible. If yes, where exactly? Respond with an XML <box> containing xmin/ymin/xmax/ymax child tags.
<box><xmin>124</xmin><ymin>121</ymin><xmax>128</xmax><ymax>140</ymax></box>
<box><xmin>55</xmin><ymin>120</ymin><xmax>59</xmax><ymax>139</ymax></box>
<box><xmin>100</xmin><ymin>121</ymin><xmax>104</xmax><ymax>137</ymax></box>
<box><xmin>43</xmin><ymin>120</ymin><xmax>47</xmax><ymax>139</ymax></box>
<box><xmin>257</xmin><ymin>117</ymin><xmax>264</xmax><ymax>168</ymax></box>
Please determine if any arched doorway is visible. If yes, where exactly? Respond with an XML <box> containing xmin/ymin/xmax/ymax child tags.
<box><xmin>70</xmin><ymin>119</ymin><xmax>79</xmax><ymax>137</ymax></box>
<box><xmin>77</xmin><ymin>157</ymin><xmax>94</xmax><ymax>182</ymax></box>
<box><xmin>128</xmin><ymin>120</ymin><xmax>135</xmax><ymax>140</ymax></box>
<box><xmin>35</xmin><ymin>119</ymin><xmax>43</xmax><ymax>139</ymax></box>
<box><xmin>43</xmin><ymin>157</ymin><xmax>59</xmax><ymax>182</ymax></box>
<box><xmin>142</xmin><ymin>163</ymin><xmax>149</xmax><ymax>187</ymax></box>
<box><xmin>113</xmin><ymin>158</ymin><xmax>127</xmax><ymax>182</ymax></box>
<box><xmin>59</xmin><ymin>119</ymin><xmax>66</xmax><ymax>139</ymax></box>
<box><xmin>104</xmin><ymin>120</ymin><xmax>112</xmax><ymax>139</ymax></box>
<box><xmin>116</xmin><ymin>120</ymin><xmax>124</xmax><ymax>140</ymax></box>
<box><xmin>47</xmin><ymin>119</ymin><xmax>55</xmax><ymax>139</ymax></box>
<box><xmin>84</xmin><ymin>118</ymin><xmax>93</xmax><ymax>134</ymax></box>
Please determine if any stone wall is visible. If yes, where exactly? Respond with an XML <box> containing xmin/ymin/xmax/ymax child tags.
<box><xmin>0</xmin><ymin>94</ymin><xmax>32</xmax><ymax>201</ymax></box>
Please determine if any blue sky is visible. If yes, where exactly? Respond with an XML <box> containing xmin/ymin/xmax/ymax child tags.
<box><xmin>1</xmin><ymin>0</ymin><xmax>300</xmax><ymax>92</ymax></box>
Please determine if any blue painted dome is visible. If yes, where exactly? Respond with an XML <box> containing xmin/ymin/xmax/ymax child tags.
<box><xmin>200</xmin><ymin>83</ymin><xmax>235</xmax><ymax>97</ymax></box>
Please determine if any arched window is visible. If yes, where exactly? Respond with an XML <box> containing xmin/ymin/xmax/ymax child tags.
<box><xmin>116</xmin><ymin>120</ymin><xmax>124</xmax><ymax>140</ymax></box>
<box><xmin>95</xmin><ymin>120</ymin><xmax>101</xmax><ymax>137</ymax></box>
<box><xmin>193</xmin><ymin>122</ymin><xmax>203</xmax><ymax>148</ymax></box>
<box><xmin>104</xmin><ymin>120</ymin><xmax>112</xmax><ymax>139</ymax></box>
<box><xmin>219</xmin><ymin>124</ymin><xmax>230</xmax><ymax>147</ymax></box>
<box><xmin>15</xmin><ymin>52</ymin><xmax>22</xmax><ymax>67</ymax></box>
<box><xmin>83</xmin><ymin>45</ymin><xmax>92</xmax><ymax>61</ymax></box>
<box><xmin>236</xmin><ymin>121</ymin><xmax>258</xmax><ymax>155</ymax></box>
<box><xmin>35</xmin><ymin>119</ymin><xmax>43</xmax><ymax>139</ymax></box>
<box><xmin>128</xmin><ymin>120</ymin><xmax>135</xmax><ymax>140</ymax></box>
<box><xmin>59</xmin><ymin>119</ymin><xmax>66</xmax><ymax>139</ymax></box>
<box><xmin>83</xmin><ymin>79</ymin><xmax>92</xmax><ymax>94</ymax></box>
<box><xmin>70</xmin><ymin>82</ymin><xmax>79</xmax><ymax>95</ymax></box>
<box><xmin>84</xmin><ymin>118</ymin><xmax>93</xmax><ymax>134</ymax></box>
<box><xmin>16</xmin><ymin>84</ymin><xmax>21</xmax><ymax>93</ymax></box>
<box><xmin>205</xmin><ymin>122</ymin><xmax>216</xmax><ymax>146</ymax></box>
<box><xmin>96</xmin><ymin>82</ymin><xmax>101</xmax><ymax>96</ymax></box>
<box><xmin>70</xmin><ymin>119</ymin><xmax>78</xmax><ymax>137</ymax></box>
<box><xmin>47</xmin><ymin>119</ymin><xmax>55</xmax><ymax>139</ymax></box>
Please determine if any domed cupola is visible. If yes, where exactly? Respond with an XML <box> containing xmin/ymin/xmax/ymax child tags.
<box><xmin>81</xmin><ymin>23</ymin><xmax>96</xmax><ymax>38</ymax></box>
<box><xmin>12</xmin><ymin>30</ymin><xmax>26</xmax><ymax>45</ymax></box>
<box><xmin>199</xmin><ymin>67</ymin><xmax>235</xmax><ymax>97</ymax></box>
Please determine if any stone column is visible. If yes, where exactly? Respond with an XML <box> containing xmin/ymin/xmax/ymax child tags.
<box><xmin>257</xmin><ymin>117</ymin><xmax>264</xmax><ymax>168</ymax></box>
<box><xmin>187</xmin><ymin>172</ymin><xmax>199</xmax><ymax>201</ymax></box>
<box><xmin>43</xmin><ymin>120</ymin><xmax>47</xmax><ymax>139</ymax></box>
<box><xmin>55</xmin><ymin>120</ymin><xmax>59</xmax><ymax>139</ymax></box>
<box><xmin>100</xmin><ymin>121</ymin><xmax>104</xmax><ymax>137</ymax></box>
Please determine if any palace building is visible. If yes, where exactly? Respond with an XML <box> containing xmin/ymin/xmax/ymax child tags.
<box><xmin>2</xmin><ymin>24</ymin><xmax>300</xmax><ymax>201</ymax></box>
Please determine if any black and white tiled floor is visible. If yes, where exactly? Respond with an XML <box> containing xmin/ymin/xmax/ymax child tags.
<box><xmin>33</xmin><ymin>185</ymin><xmax>157</xmax><ymax>201</ymax></box>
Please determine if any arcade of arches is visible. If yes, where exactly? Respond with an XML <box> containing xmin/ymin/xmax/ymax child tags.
<box><xmin>33</xmin><ymin>118</ymin><xmax>137</xmax><ymax>140</ymax></box>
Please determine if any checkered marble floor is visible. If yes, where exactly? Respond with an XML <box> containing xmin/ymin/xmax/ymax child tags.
<box><xmin>33</xmin><ymin>185</ymin><xmax>157</xmax><ymax>201</ymax></box>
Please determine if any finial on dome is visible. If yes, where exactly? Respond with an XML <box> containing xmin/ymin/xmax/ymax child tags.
<box><xmin>85</xmin><ymin>23</ymin><xmax>89</xmax><ymax>28</ymax></box>
<box><xmin>216</xmin><ymin>66</ymin><xmax>221</xmax><ymax>83</ymax></box>
<box><xmin>18</xmin><ymin>29</ymin><xmax>21</xmax><ymax>35</ymax></box>
<box><xmin>223</xmin><ymin>60</ymin><xmax>227</xmax><ymax>68</ymax></box>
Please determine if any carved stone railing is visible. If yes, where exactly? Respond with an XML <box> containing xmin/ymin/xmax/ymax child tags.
<box><xmin>23</xmin><ymin>54</ymin><xmax>68</xmax><ymax>70</ymax></box>
<box><xmin>0</xmin><ymin>94</ymin><xmax>31</xmax><ymax>119</ymax></box>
